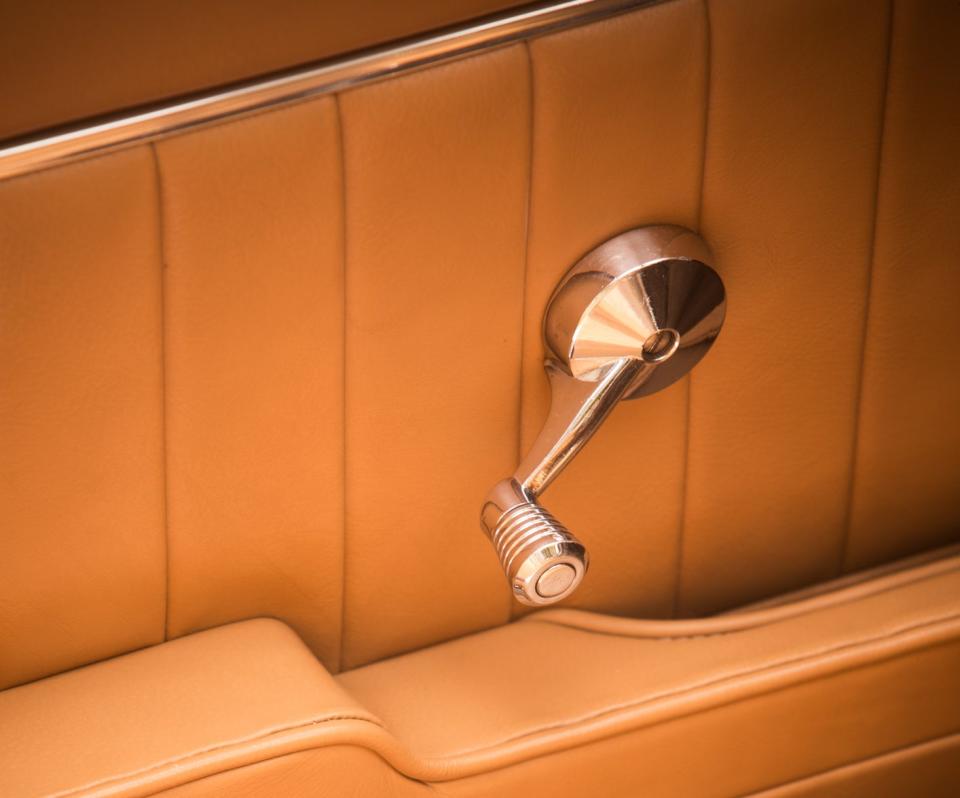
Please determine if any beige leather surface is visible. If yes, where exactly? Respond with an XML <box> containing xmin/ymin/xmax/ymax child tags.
<box><xmin>162</xmin><ymin>749</ymin><xmax>437</xmax><ymax>798</ymax></box>
<box><xmin>1</xmin><ymin>555</ymin><xmax>957</xmax><ymax>797</ymax></box>
<box><xmin>441</xmin><ymin>647</ymin><xmax>960</xmax><ymax>798</ymax></box>
<box><xmin>0</xmin><ymin>619</ymin><xmax>378</xmax><ymax>798</ymax></box>
<box><xmin>164</xmin><ymin>733</ymin><xmax>960</xmax><ymax>798</ymax></box>
<box><xmin>2</xmin><ymin>0</ymin><xmax>959</xmax><ymax>693</ymax></box>
<box><xmin>0</xmin><ymin>149</ymin><xmax>167</xmax><ymax>688</ymax></box>
<box><xmin>845</xmin><ymin>0</ymin><xmax>960</xmax><ymax>570</ymax></box>
<box><xmin>155</xmin><ymin>98</ymin><xmax>346</xmax><ymax>668</ymax></box>
<box><xmin>679</xmin><ymin>0</ymin><xmax>892</xmax><ymax>614</ymax></box>
<box><xmin>0</xmin><ymin>0</ymin><xmax>524</xmax><ymax>141</ymax></box>
<box><xmin>337</xmin><ymin>45</ymin><xmax>529</xmax><ymax>669</ymax></box>
<box><xmin>339</xmin><ymin>555</ymin><xmax>960</xmax><ymax>764</ymax></box>
<box><xmin>751</xmin><ymin>734</ymin><xmax>960</xmax><ymax>797</ymax></box>
<box><xmin>2</xmin><ymin>0</ymin><xmax>958</xmax><ymax>795</ymax></box>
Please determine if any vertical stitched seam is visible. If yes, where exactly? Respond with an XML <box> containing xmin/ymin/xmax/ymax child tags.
<box><xmin>333</xmin><ymin>93</ymin><xmax>349</xmax><ymax>672</ymax></box>
<box><xmin>674</xmin><ymin>378</ymin><xmax>693</xmax><ymax>617</ymax></box>
<box><xmin>839</xmin><ymin>0</ymin><xmax>895</xmax><ymax>576</ymax></box>
<box><xmin>150</xmin><ymin>142</ymin><xmax>171</xmax><ymax>640</ymax></box>
<box><xmin>673</xmin><ymin>0</ymin><xmax>712</xmax><ymax>618</ymax></box>
<box><xmin>512</xmin><ymin>40</ymin><xmax>536</xmax><ymax>623</ymax></box>
<box><xmin>695</xmin><ymin>0</ymin><xmax>712</xmax><ymax>230</ymax></box>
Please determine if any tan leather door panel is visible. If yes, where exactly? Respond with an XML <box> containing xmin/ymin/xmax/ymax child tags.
<box><xmin>1</xmin><ymin>1</ymin><xmax>958</xmax><ymax>795</ymax></box>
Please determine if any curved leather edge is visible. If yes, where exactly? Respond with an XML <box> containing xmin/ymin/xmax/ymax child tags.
<box><xmin>729</xmin><ymin>543</ymin><xmax>960</xmax><ymax>613</ymax></box>
<box><xmin>746</xmin><ymin>732</ymin><xmax>960</xmax><ymax>797</ymax></box>
<box><xmin>7</xmin><ymin>555</ymin><xmax>959</xmax><ymax>797</ymax></box>
<box><xmin>362</xmin><ymin>613</ymin><xmax>960</xmax><ymax>772</ymax></box>
<box><xmin>526</xmin><ymin>547</ymin><xmax>960</xmax><ymax>638</ymax></box>
<box><xmin>131</xmin><ymin>567</ymin><xmax>960</xmax><ymax>791</ymax></box>
<box><xmin>96</xmin><ymin>615</ymin><xmax>960</xmax><ymax>797</ymax></box>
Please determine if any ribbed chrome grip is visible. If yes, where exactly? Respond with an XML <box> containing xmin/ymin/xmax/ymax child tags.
<box><xmin>487</xmin><ymin>498</ymin><xmax>587</xmax><ymax>605</ymax></box>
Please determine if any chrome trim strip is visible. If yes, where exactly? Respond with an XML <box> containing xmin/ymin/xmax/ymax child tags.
<box><xmin>0</xmin><ymin>0</ymin><xmax>653</xmax><ymax>181</ymax></box>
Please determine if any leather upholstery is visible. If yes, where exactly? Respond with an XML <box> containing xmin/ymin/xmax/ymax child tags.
<box><xmin>156</xmin><ymin>97</ymin><xmax>346</xmax><ymax>668</ymax></box>
<box><xmin>751</xmin><ymin>735</ymin><xmax>960</xmax><ymax>797</ymax></box>
<box><xmin>2</xmin><ymin>553</ymin><xmax>958</xmax><ymax>796</ymax></box>
<box><xmin>3</xmin><ymin>0</ymin><xmax>957</xmax><ymax>690</ymax></box>
<box><xmin>1</xmin><ymin>0</ymin><xmax>959</xmax><ymax>794</ymax></box>
<box><xmin>0</xmin><ymin>0</ymin><xmax>524</xmax><ymax>141</ymax></box>
<box><xmin>844</xmin><ymin>0</ymin><xmax>960</xmax><ymax>569</ymax></box>
<box><xmin>681</xmin><ymin>0</ymin><xmax>891</xmax><ymax>613</ymax></box>
<box><xmin>0</xmin><ymin>149</ymin><xmax>167</xmax><ymax>688</ymax></box>
<box><xmin>337</xmin><ymin>45</ymin><xmax>530</xmax><ymax>666</ymax></box>
<box><xmin>0</xmin><ymin>620</ymin><xmax>377</xmax><ymax>797</ymax></box>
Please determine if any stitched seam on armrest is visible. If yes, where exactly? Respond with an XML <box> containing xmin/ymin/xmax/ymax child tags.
<box><xmin>43</xmin><ymin>613</ymin><xmax>960</xmax><ymax>793</ymax></box>
<box><xmin>51</xmin><ymin>713</ymin><xmax>384</xmax><ymax>798</ymax></box>
<box><xmin>447</xmin><ymin>610</ymin><xmax>960</xmax><ymax>757</ymax></box>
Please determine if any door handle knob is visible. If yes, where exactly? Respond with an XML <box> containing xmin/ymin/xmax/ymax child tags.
<box><xmin>480</xmin><ymin>226</ymin><xmax>726</xmax><ymax>605</ymax></box>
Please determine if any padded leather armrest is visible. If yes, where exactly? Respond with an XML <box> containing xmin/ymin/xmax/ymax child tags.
<box><xmin>0</xmin><ymin>620</ymin><xmax>380</xmax><ymax>797</ymax></box>
<box><xmin>2</xmin><ymin>555</ymin><xmax>959</xmax><ymax>797</ymax></box>
<box><xmin>339</xmin><ymin>555</ymin><xmax>960</xmax><ymax>766</ymax></box>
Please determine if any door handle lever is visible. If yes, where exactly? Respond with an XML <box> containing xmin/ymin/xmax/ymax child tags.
<box><xmin>480</xmin><ymin>226</ymin><xmax>726</xmax><ymax>605</ymax></box>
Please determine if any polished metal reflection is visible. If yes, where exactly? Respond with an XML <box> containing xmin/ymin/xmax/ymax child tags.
<box><xmin>481</xmin><ymin>226</ymin><xmax>726</xmax><ymax>606</ymax></box>
<box><xmin>0</xmin><ymin>0</ymin><xmax>657</xmax><ymax>180</ymax></box>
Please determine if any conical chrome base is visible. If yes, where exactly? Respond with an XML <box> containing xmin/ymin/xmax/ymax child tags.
<box><xmin>545</xmin><ymin>226</ymin><xmax>726</xmax><ymax>398</ymax></box>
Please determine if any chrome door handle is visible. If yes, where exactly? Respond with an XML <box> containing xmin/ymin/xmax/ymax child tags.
<box><xmin>480</xmin><ymin>226</ymin><xmax>726</xmax><ymax>605</ymax></box>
